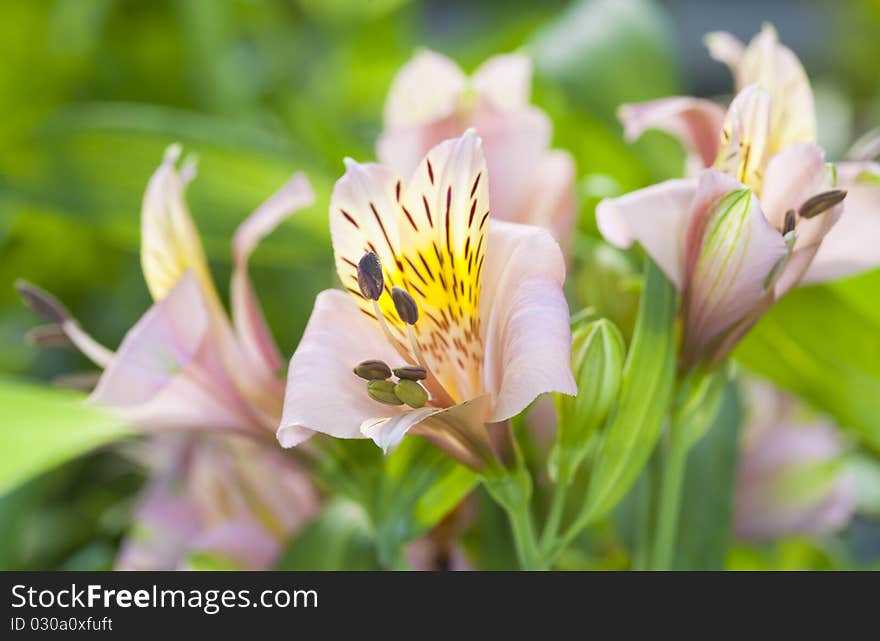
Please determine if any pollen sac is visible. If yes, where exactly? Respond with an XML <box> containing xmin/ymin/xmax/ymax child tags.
<box><xmin>393</xmin><ymin>365</ymin><xmax>427</xmax><ymax>381</ymax></box>
<box><xmin>357</xmin><ymin>252</ymin><xmax>384</xmax><ymax>301</ymax></box>
<box><xmin>394</xmin><ymin>379</ymin><xmax>428</xmax><ymax>409</ymax></box>
<box><xmin>353</xmin><ymin>359</ymin><xmax>392</xmax><ymax>380</ymax></box>
<box><xmin>367</xmin><ymin>380</ymin><xmax>404</xmax><ymax>405</ymax></box>
<box><xmin>391</xmin><ymin>286</ymin><xmax>419</xmax><ymax>325</ymax></box>
<box><xmin>798</xmin><ymin>189</ymin><xmax>846</xmax><ymax>219</ymax></box>
<box><xmin>15</xmin><ymin>280</ymin><xmax>71</xmax><ymax>323</ymax></box>
<box><xmin>783</xmin><ymin>209</ymin><xmax>796</xmax><ymax>235</ymax></box>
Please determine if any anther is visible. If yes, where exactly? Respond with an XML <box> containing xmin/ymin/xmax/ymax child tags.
<box><xmin>357</xmin><ymin>252</ymin><xmax>384</xmax><ymax>301</ymax></box>
<box><xmin>394</xmin><ymin>365</ymin><xmax>427</xmax><ymax>381</ymax></box>
<box><xmin>26</xmin><ymin>324</ymin><xmax>72</xmax><ymax>348</ymax></box>
<box><xmin>783</xmin><ymin>209</ymin><xmax>797</xmax><ymax>235</ymax></box>
<box><xmin>394</xmin><ymin>379</ymin><xmax>428</xmax><ymax>408</ymax></box>
<box><xmin>367</xmin><ymin>380</ymin><xmax>404</xmax><ymax>405</ymax></box>
<box><xmin>391</xmin><ymin>286</ymin><xmax>419</xmax><ymax>325</ymax></box>
<box><xmin>353</xmin><ymin>359</ymin><xmax>392</xmax><ymax>380</ymax></box>
<box><xmin>798</xmin><ymin>190</ymin><xmax>847</xmax><ymax>219</ymax></box>
<box><xmin>16</xmin><ymin>280</ymin><xmax>71</xmax><ymax>323</ymax></box>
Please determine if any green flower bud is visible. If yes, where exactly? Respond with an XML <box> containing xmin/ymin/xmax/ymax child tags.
<box><xmin>353</xmin><ymin>359</ymin><xmax>392</xmax><ymax>380</ymax></box>
<box><xmin>394</xmin><ymin>378</ymin><xmax>428</xmax><ymax>408</ymax></box>
<box><xmin>367</xmin><ymin>380</ymin><xmax>403</xmax><ymax>405</ymax></box>
<box><xmin>552</xmin><ymin>318</ymin><xmax>625</xmax><ymax>483</ymax></box>
<box><xmin>393</xmin><ymin>365</ymin><xmax>427</xmax><ymax>381</ymax></box>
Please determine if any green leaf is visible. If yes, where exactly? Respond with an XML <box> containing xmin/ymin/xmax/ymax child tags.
<box><xmin>374</xmin><ymin>437</ymin><xmax>477</xmax><ymax>564</ymax></box>
<box><xmin>734</xmin><ymin>282</ymin><xmax>880</xmax><ymax>450</ymax></box>
<box><xmin>0</xmin><ymin>378</ymin><xmax>132</xmax><ymax>495</ymax></box>
<box><xmin>274</xmin><ymin>499</ymin><xmax>380</xmax><ymax>571</ymax></box>
<box><xmin>581</xmin><ymin>258</ymin><xmax>677</xmax><ymax>523</ymax></box>
<box><xmin>673</xmin><ymin>381</ymin><xmax>743</xmax><ymax>569</ymax></box>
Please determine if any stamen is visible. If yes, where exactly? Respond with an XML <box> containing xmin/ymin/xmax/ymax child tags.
<box><xmin>367</xmin><ymin>380</ymin><xmax>404</xmax><ymax>406</ymax></box>
<box><xmin>391</xmin><ymin>286</ymin><xmax>419</xmax><ymax>325</ymax></box>
<box><xmin>16</xmin><ymin>280</ymin><xmax>71</xmax><ymax>323</ymax></box>
<box><xmin>394</xmin><ymin>379</ymin><xmax>428</xmax><ymax>409</ymax></box>
<box><xmin>357</xmin><ymin>252</ymin><xmax>384</xmax><ymax>301</ymax></box>
<box><xmin>798</xmin><ymin>189</ymin><xmax>847</xmax><ymax>219</ymax></box>
<box><xmin>394</xmin><ymin>365</ymin><xmax>427</xmax><ymax>381</ymax></box>
<box><xmin>353</xmin><ymin>359</ymin><xmax>392</xmax><ymax>380</ymax></box>
<box><xmin>783</xmin><ymin>209</ymin><xmax>797</xmax><ymax>235</ymax></box>
<box><xmin>26</xmin><ymin>323</ymin><xmax>72</xmax><ymax>348</ymax></box>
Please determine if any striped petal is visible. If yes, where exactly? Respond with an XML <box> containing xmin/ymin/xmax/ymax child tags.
<box><xmin>140</xmin><ymin>145</ymin><xmax>218</xmax><ymax>305</ymax></box>
<box><xmin>330</xmin><ymin>131</ymin><xmax>489</xmax><ymax>404</ymax></box>
<box><xmin>714</xmin><ymin>85</ymin><xmax>772</xmax><ymax>194</ymax></box>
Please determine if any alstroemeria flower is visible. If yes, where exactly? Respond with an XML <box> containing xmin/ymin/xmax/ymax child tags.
<box><xmin>278</xmin><ymin>131</ymin><xmax>576</xmax><ymax>469</ymax></box>
<box><xmin>377</xmin><ymin>50</ymin><xmax>576</xmax><ymax>242</ymax></box>
<box><xmin>598</xmin><ymin>26</ymin><xmax>880</xmax><ymax>368</ymax></box>
<box><xmin>117</xmin><ymin>433</ymin><xmax>319</xmax><ymax>570</ymax></box>
<box><xmin>19</xmin><ymin>145</ymin><xmax>314</xmax><ymax>436</ymax></box>
<box><xmin>734</xmin><ymin>382</ymin><xmax>855</xmax><ymax>542</ymax></box>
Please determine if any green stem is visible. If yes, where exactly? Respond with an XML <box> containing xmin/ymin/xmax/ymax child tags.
<box><xmin>540</xmin><ymin>477</ymin><xmax>569</xmax><ymax>554</ymax></box>
<box><xmin>649</xmin><ymin>431</ymin><xmax>689</xmax><ymax>570</ymax></box>
<box><xmin>504</xmin><ymin>501</ymin><xmax>545</xmax><ymax>570</ymax></box>
<box><xmin>632</xmin><ymin>451</ymin><xmax>661</xmax><ymax>570</ymax></box>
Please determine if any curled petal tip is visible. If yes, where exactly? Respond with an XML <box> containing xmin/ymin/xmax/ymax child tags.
<box><xmin>163</xmin><ymin>143</ymin><xmax>183</xmax><ymax>165</ymax></box>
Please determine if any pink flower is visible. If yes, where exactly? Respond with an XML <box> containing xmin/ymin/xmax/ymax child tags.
<box><xmin>18</xmin><ymin>145</ymin><xmax>315</xmax><ymax>437</ymax></box>
<box><xmin>377</xmin><ymin>50</ymin><xmax>576</xmax><ymax>243</ymax></box>
<box><xmin>116</xmin><ymin>433</ymin><xmax>319</xmax><ymax>570</ymax></box>
<box><xmin>734</xmin><ymin>382</ymin><xmax>855</xmax><ymax>541</ymax></box>
<box><xmin>277</xmin><ymin>131</ymin><xmax>576</xmax><ymax>470</ymax></box>
<box><xmin>597</xmin><ymin>26</ymin><xmax>879</xmax><ymax>369</ymax></box>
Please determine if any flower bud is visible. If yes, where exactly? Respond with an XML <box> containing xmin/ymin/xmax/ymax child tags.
<box><xmin>357</xmin><ymin>252</ymin><xmax>384</xmax><ymax>301</ymax></box>
<box><xmin>394</xmin><ymin>379</ymin><xmax>428</xmax><ymax>408</ymax></box>
<box><xmin>552</xmin><ymin>318</ymin><xmax>625</xmax><ymax>482</ymax></box>
<box><xmin>367</xmin><ymin>380</ymin><xmax>404</xmax><ymax>405</ymax></box>
<box><xmin>353</xmin><ymin>359</ymin><xmax>392</xmax><ymax>380</ymax></box>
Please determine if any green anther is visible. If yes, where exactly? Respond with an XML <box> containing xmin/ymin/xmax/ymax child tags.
<box><xmin>367</xmin><ymin>380</ymin><xmax>403</xmax><ymax>405</ymax></box>
<box><xmin>354</xmin><ymin>359</ymin><xmax>392</xmax><ymax>380</ymax></box>
<box><xmin>394</xmin><ymin>379</ymin><xmax>428</xmax><ymax>408</ymax></box>
<box><xmin>393</xmin><ymin>365</ymin><xmax>427</xmax><ymax>381</ymax></box>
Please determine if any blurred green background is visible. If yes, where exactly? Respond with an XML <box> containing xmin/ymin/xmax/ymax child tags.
<box><xmin>2</xmin><ymin>0</ymin><xmax>880</xmax><ymax>570</ymax></box>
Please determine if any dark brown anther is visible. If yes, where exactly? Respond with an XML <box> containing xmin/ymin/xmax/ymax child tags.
<box><xmin>357</xmin><ymin>252</ymin><xmax>384</xmax><ymax>301</ymax></box>
<box><xmin>353</xmin><ymin>359</ymin><xmax>392</xmax><ymax>380</ymax></box>
<box><xmin>393</xmin><ymin>365</ymin><xmax>427</xmax><ymax>381</ymax></box>
<box><xmin>391</xmin><ymin>286</ymin><xmax>419</xmax><ymax>325</ymax></box>
<box><xmin>798</xmin><ymin>190</ymin><xmax>847</xmax><ymax>219</ymax></box>
<box><xmin>783</xmin><ymin>209</ymin><xmax>797</xmax><ymax>235</ymax></box>
<box><xmin>15</xmin><ymin>280</ymin><xmax>71</xmax><ymax>323</ymax></box>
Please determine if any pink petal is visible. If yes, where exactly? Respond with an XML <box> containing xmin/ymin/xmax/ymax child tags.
<box><xmin>89</xmin><ymin>273</ymin><xmax>257</xmax><ymax>432</ymax></box>
<box><xmin>803</xmin><ymin>162</ymin><xmax>880</xmax><ymax>283</ymax></box>
<box><xmin>596</xmin><ymin>178</ymin><xmax>698</xmax><ymax>289</ymax></box>
<box><xmin>472</xmin><ymin>103</ymin><xmax>552</xmax><ymax>223</ymax></box>
<box><xmin>471</xmin><ymin>52</ymin><xmax>533</xmax><ymax>111</ymax></box>
<box><xmin>231</xmin><ymin>173</ymin><xmax>315</xmax><ymax>375</ymax></box>
<box><xmin>382</xmin><ymin>49</ymin><xmax>466</xmax><ymax>129</ymax></box>
<box><xmin>361</xmin><ymin>407</ymin><xmax>441</xmax><ymax>453</ymax></box>
<box><xmin>618</xmin><ymin>97</ymin><xmax>726</xmax><ymax>167</ymax></box>
<box><xmin>186</xmin><ymin>520</ymin><xmax>280</xmax><ymax>570</ymax></box>
<box><xmin>517</xmin><ymin>149</ymin><xmax>577</xmax><ymax>242</ymax></box>
<box><xmin>681</xmin><ymin>169</ymin><xmax>788</xmax><ymax>362</ymax></box>
<box><xmin>277</xmin><ymin>290</ymin><xmax>406</xmax><ymax>447</ymax></box>
<box><xmin>479</xmin><ymin>221</ymin><xmax>576</xmax><ymax>422</ymax></box>
<box><xmin>759</xmin><ymin>143</ymin><xmax>828</xmax><ymax>230</ymax></box>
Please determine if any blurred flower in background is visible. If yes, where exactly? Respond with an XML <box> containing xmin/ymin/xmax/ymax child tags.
<box><xmin>734</xmin><ymin>382</ymin><xmax>855</xmax><ymax>541</ymax></box>
<box><xmin>117</xmin><ymin>433</ymin><xmax>319</xmax><ymax>570</ymax></box>
<box><xmin>377</xmin><ymin>50</ymin><xmax>576</xmax><ymax>242</ymax></box>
